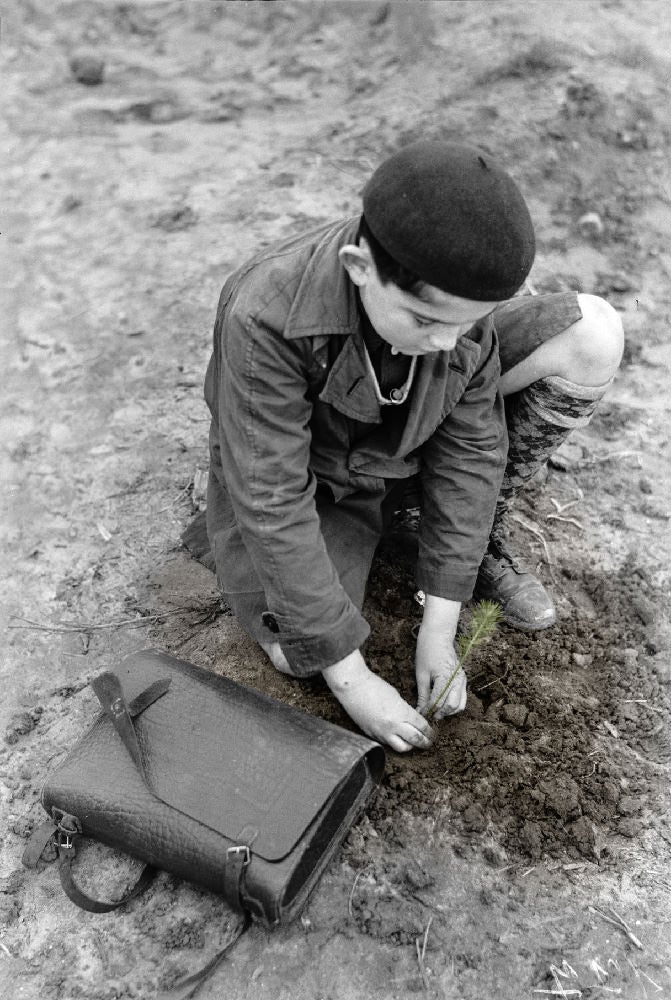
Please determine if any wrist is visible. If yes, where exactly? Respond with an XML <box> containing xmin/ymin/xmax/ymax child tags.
<box><xmin>421</xmin><ymin>595</ymin><xmax>461</xmax><ymax>634</ymax></box>
<box><xmin>322</xmin><ymin>649</ymin><xmax>369</xmax><ymax>694</ymax></box>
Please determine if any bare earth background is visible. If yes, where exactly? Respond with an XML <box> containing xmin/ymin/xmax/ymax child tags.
<box><xmin>2</xmin><ymin>2</ymin><xmax>671</xmax><ymax>998</ymax></box>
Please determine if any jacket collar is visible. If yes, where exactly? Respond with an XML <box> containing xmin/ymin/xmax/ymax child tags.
<box><xmin>283</xmin><ymin>217</ymin><xmax>361</xmax><ymax>341</ymax></box>
<box><xmin>281</xmin><ymin>217</ymin><xmax>387</xmax><ymax>422</ymax></box>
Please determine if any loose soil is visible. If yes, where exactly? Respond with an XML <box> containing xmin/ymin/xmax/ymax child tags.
<box><xmin>2</xmin><ymin>3</ymin><xmax>671</xmax><ymax>999</ymax></box>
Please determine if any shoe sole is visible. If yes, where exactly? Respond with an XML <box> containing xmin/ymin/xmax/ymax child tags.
<box><xmin>497</xmin><ymin>609</ymin><xmax>557</xmax><ymax>631</ymax></box>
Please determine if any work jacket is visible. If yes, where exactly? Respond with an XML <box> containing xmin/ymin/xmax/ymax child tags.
<box><xmin>204</xmin><ymin>218</ymin><xmax>507</xmax><ymax>673</ymax></box>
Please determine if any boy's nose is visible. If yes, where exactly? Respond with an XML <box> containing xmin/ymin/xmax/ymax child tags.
<box><xmin>428</xmin><ymin>328</ymin><xmax>460</xmax><ymax>351</ymax></box>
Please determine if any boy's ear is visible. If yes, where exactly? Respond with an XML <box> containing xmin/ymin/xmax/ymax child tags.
<box><xmin>339</xmin><ymin>244</ymin><xmax>373</xmax><ymax>286</ymax></box>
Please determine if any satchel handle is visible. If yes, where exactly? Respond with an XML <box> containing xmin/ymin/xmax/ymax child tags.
<box><xmin>23</xmin><ymin>813</ymin><xmax>158</xmax><ymax>914</ymax></box>
<box><xmin>58</xmin><ymin>830</ymin><xmax>158</xmax><ymax>914</ymax></box>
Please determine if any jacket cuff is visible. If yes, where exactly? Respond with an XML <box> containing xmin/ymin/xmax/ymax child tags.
<box><xmin>275</xmin><ymin>611</ymin><xmax>371</xmax><ymax>677</ymax></box>
<box><xmin>414</xmin><ymin>566</ymin><xmax>478</xmax><ymax>604</ymax></box>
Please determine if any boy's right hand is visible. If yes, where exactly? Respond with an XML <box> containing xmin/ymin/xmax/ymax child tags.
<box><xmin>323</xmin><ymin>651</ymin><xmax>434</xmax><ymax>753</ymax></box>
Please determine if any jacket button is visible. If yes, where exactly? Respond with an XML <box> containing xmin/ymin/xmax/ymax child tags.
<box><xmin>261</xmin><ymin>612</ymin><xmax>279</xmax><ymax>634</ymax></box>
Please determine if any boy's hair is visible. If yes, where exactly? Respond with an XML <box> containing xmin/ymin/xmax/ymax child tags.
<box><xmin>357</xmin><ymin>215</ymin><xmax>426</xmax><ymax>296</ymax></box>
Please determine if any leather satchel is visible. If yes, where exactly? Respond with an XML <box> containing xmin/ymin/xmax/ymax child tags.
<box><xmin>23</xmin><ymin>648</ymin><xmax>385</xmax><ymax>927</ymax></box>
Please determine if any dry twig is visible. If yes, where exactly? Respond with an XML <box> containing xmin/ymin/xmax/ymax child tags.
<box><xmin>532</xmin><ymin>991</ymin><xmax>581</xmax><ymax>997</ymax></box>
<box><xmin>415</xmin><ymin>915</ymin><xmax>433</xmax><ymax>991</ymax></box>
<box><xmin>347</xmin><ymin>866</ymin><xmax>371</xmax><ymax>919</ymax></box>
<box><xmin>590</xmin><ymin>905</ymin><xmax>644</xmax><ymax>950</ymax></box>
<box><xmin>474</xmin><ymin>662</ymin><xmax>511</xmax><ymax>692</ymax></box>
<box><xmin>510</xmin><ymin>513</ymin><xmax>555</xmax><ymax>572</ymax></box>
<box><xmin>547</xmin><ymin>514</ymin><xmax>585</xmax><ymax>530</ymax></box>
<box><xmin>581</xmin><ymin>449</ymin><xmax>642</xmax><ymax>466</ymax></box>
<box><xmin>8</xmin><ymin>605</ymin><xmax>212</xmax><ymax>635</ymax></box>
<box><xmin>549</xmin><ymin>494</ymin><xmax>583</xmax><ymax>514</ymax></box>
<box><xmin>156</xmin><ymin>481</ymin><xmax>192</xmax><ymax>514</ymax></box>
<box><xmin>626</xmin><ymin>956</ymin><xmax>663</xmax><ymax>992</ymax></box>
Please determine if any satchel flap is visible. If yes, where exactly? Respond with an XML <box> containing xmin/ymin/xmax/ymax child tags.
<box><xmin>112</xmin><ymin>650</ymin><xmax>383</xmax><ymax>862</ymax></box>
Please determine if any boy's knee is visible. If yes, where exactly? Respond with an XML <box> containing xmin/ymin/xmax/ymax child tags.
<box><xmin>260</xmin><ymin>641</ymin><xmax>297</xmax><ymax>677</ymax></box>
<box><xmin>571</xmin><ymin>293</ymin><xmax>624</xmax><ymax>383</ymax></box>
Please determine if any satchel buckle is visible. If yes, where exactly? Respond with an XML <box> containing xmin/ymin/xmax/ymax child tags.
<box><xmin>227</xmin><ymin>845</ymin><xmax>251</xmax><ymax>866</ymax></box>
<box><xmin>51</xmin><ymin>809</ymin><xmax>82</xmax><ymax>851</ymax></box>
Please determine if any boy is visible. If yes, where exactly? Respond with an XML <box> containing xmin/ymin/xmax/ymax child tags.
<box><xmin>197</xmin><ymin>141</ymin><xmax>623</xmax><ymax>752</ymax></box>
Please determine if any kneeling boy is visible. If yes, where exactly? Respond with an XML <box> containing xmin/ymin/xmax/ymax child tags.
<box><xmin>198</xmin><ymin>141</ymin><xmax>623</xmax><ymax>751</ymax></box>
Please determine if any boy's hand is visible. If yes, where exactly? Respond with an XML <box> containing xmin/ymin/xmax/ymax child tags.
<box><xmin>415</xmin><ymin>623</ymin><xmax>467</xmax><ymax>718</ymax></box>
<box><xmin>323</xmin><ymin>651</ymin><xmax>434</xmax><ymax>753</ymax></box>
<box><xmin>415</xmin><ymin>595</ymin><xmax>467</xmax><ymax>720</ymax></box>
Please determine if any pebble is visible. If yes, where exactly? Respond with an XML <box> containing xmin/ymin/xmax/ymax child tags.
<box><xmin>128</xmin><ymin>98</ymin><xmax>185</xmax><ymax>124</ymax></box>
<box><xmin>606</xmin><ymin>271</ymin><xmax>635</xmax><ymax>293</ymax></box>
<box><xmin>484</xmin><ymin>699</ymin><xmax>503</xmax><ymax>722</ymax></box>
<box><xmin>652</xmin><ymin>660</ymin><xmax>671</xmax><ymax>684</ymax></box>
<box><xmin>617</xmin><ymin>817</ymin><xmax>643</xmax><ymax>838</ymax></box>
<box><xmin>501</xmin><ymin>703</ymin><xmax>529</xmax><ymax>729</ymax></box>
<box><xmin>569</xmin><ymin>816</ymin><xmax>600</xmax><ymax>859</ymax></box>
<box><xmin>519</xmin><ymin>819</ymin><xmax>543</xmax><ymax>857</ymax></box>
<box><xmin>578</xmin><ymin>211</ymin><xmax>603</xmax><ymax>237</ymax></box>
<box><xmin>541</xmin><ymin>775</ymin><xmax>581</xmax><ymax>821</ymax></box>
<box><xmin>402</xmin><ymin>860</ymin><xmax>434</xmax><ymax>891</ymax></box>
<box><xmin>4</xmin><ymin>711</ymin><xmax>40</xmax><ymax>745</ymax></box>
<box><xmin>617</xmin><ymin>794</ymin><xmax>639</xmax><ymax>816</ymax></box>
<box><xmin>623</xmin><ymin>648</ymin><xmax>639</xmax><ymax>668</ymax></box>
<box><xmin>572</xmin><ymin>652</ymin><xmax>593</xmax><ymax>667</ymax></box>
<box><xmin>69</xmin><ymin>53</ymin><xmax>105</xmax><ymax>86</ymax></box>
<box><xmin>482</xmin><ymin>843</ymin><xmax>508</xmax><ymax>867</ymax></box>
<box><xmin>548</xmin><ymin>440</ymin><xmax>583</xmax><ymax>471</ymax></box>
<box><xmin>462</xmin><ymin>804</ymin><xmax>487</xmax><ymax>833</ymax></box>
<box><xmin>153</xmin><ymin>206</ymin><xmax>198</xmax><ymax>232</ymax></box>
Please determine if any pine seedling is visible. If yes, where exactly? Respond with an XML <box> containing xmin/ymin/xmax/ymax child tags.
<box><xmin>425</xmin><ymin>600</ymin><xmax>502</xmax><ymax>719</ymax></box>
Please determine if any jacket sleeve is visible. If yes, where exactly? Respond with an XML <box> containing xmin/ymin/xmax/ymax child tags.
<box><xmin>210</xmin><ymin>306</ymin><xmax>370</xmax><ymax>675</ymax></box>
<box><xmin>415</xmin><ymin>327</ymin><xmax>508</xmax><ymax>602</ymax></box>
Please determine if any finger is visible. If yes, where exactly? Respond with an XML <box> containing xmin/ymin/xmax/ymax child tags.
<box><xmin>429</xmin><ymin>683</ymin><xmax>459</xmax><ymax>719</ymax></box>
<box><xmin>416</xmin><ymin>675</ymin><xmax>430</xmax><ymax>715</ymax></box>
<box><xmin>398</xmin><ymin>721</ymin><xmax>433</xmax><ymax>750</ymax></box>
<box><xmin>386</xmin><ymin>733</ymin><xmax>416</xmax><ymax>753</ymax></box>
<box><xmin>406</xmin><ymin>709</ymin><xmax>435</xmax><ymax>741</ymax></box>
<box><xmin>458</xmin><ymin>682</ymin><xmax>468</xmax><ymax>713</ymax></box>
<box><xmin>431</xmin><ymin>673</ymin><xmax>465</xmax><ymax>720</ymax></box>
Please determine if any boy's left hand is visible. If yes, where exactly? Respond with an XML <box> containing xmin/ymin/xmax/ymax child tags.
<box><xmin>415</xmin><ymin>622</ymin><xmax>468</xmax><ymax>720</ymax></box>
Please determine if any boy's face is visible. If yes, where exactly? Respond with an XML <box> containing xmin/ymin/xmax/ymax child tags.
<box><xmin>340</xmin><ymin>241</ymin><xmax>499</xmax><ymax>356</ymax></box>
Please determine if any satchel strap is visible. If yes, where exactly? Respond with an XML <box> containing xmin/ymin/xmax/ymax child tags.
<box><xmin>91</xmin><ymin>673</ymin><xmax>171</xmax><ymax>780</ymax></box>
<box><xmin>157</xmin><ymin>912</ymin><xmax>251</xmax><ymax>1000</ymax></box>
<box><xmin>222</xmin><ymin>844</ymin><xmax>251</xmax><ymax>912</ymax></box>
<box><xmin>22</xmin><ymin>818</ymin><xmax>59</xmax><ymax>869</ymax></box>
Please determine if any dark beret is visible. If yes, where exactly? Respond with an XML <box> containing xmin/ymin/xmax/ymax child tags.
<box><xmin>362</xmin><ymin>141</ymin><xmax>535</xmax><ymax>300</ymax></box>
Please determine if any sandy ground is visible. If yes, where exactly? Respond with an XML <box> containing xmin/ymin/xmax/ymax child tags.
<box><xmin>2</xmin><ymin>2</ymin><xmax>671</xmax><ymax>998</ymax></box>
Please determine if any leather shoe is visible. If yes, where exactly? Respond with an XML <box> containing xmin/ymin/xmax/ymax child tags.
<box><xmin>474</xmin><ymin>541</ymin><xmax>556</xmax><ymax>631</ymax></box>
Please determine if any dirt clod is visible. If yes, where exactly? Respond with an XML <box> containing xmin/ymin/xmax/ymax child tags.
<box><xmin>4</xmin><ymin>709</ymin><xmax>42</xmax><ymax>745</ymax></box>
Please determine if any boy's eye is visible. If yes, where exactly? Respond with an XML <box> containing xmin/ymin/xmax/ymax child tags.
<box><xmin>413</xmin><ymin>315</ymin><xmax>434</xmax><ymax>328</ymax></box>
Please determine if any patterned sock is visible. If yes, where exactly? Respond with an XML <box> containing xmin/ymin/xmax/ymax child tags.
<box><xmin>493</xmin><ymin>374</ymin><xmax>613</xmax><ymax>537</ymax></box>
